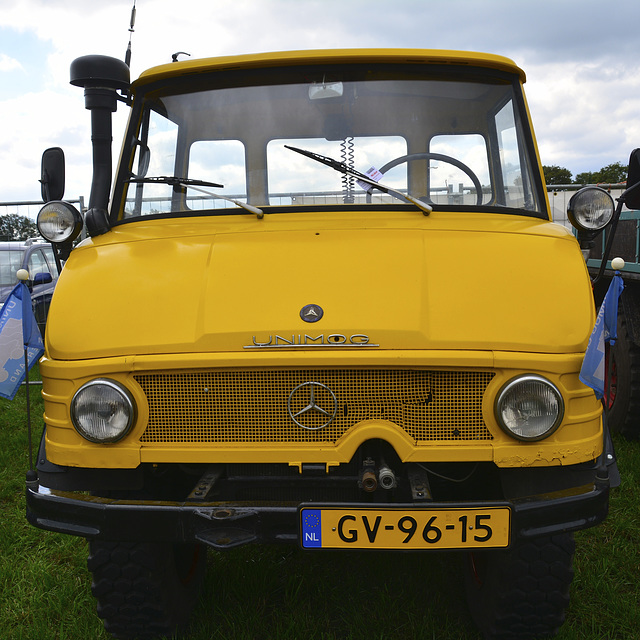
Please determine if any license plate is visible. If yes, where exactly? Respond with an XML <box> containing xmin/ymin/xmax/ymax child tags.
<box><xmin>300</xmin><ymin>506</ymin><xmax>510</xmax><ymax>550</ymax></box>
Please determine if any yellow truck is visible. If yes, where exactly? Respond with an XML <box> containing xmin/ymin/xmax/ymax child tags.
<box><xmin>28</xmin><ymin>49</ymin><xmax>629</xmax><ymax>639</ymax></box>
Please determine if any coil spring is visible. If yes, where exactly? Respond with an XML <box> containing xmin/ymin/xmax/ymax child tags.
<box><xmin>341</xmin><ymin>136</ymin><xmax>355</xmax><ymax>203</ymax></box>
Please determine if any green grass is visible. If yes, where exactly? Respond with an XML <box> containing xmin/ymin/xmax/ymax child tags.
<box><xmin>2</xmin><ymin>369</ymin><xmax>640</xmax><ymax>639</ymax></box>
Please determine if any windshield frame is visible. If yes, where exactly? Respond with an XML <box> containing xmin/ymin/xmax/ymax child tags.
<box><xmin>111</xmin><ymin>61</ymin><xmax>548</xmax><ymax>224</ymax></box>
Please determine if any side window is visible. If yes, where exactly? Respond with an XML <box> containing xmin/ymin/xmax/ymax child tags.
<box><xmin>0</xmin><ymin>250</ymin><xmax>24</xmax><ymax>286</ymax></box>
<box><xmin>495</xmin><ymin>102</ymin><xmax>520</xmax><ymax>201</ymax></box>
<box><xmin>28</xmin><ymin>249</ymin><xmax>52</xmax><ymax>279</ymax></box>
<box><xmin>125</xmin><ymin>110</ymin><xmax>179</xmax><ymax>216</ymax></box>
<box><xmin>429</xmin><ymin>134</ymin><xmax>489</xmax><ymax>205</ymax></box>
<box><xmin>494</xmin><ymin>99</ymin><xmax>539</xmax><ymax>211</ymax></box>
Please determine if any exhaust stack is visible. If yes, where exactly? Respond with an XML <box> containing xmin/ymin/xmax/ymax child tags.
<box><xmin>70</xmin><ymin>55</ymin><xmax>130</xmax><ymax>234</ymax></box>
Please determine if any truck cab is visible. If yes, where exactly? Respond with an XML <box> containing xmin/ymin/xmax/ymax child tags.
<box><xmin>27</xmin><ymin>49</ymin><xmax>620</xmax><ymax>640</ymax></box>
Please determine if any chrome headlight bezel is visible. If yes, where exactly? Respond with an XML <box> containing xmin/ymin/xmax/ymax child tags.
<box><xmin>494</xmin><ymin>375</ymin><xmax>564</xmax><ymax>442</ymax></box>
<box><xmin>37</xmin><ymin>200</ymin><xmax>83</xmax><ymax>244</ymax></box>
<box><xmin>71</xmin><ymin>378</ymin><xmax>136</xmax><ymax>443</ymax></box>
<box><xmin>567</xmin><ymin>186</ymin><xmax>614</xmax><ymax>233</ymax></box>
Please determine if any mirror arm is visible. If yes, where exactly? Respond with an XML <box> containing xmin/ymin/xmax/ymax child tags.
<box><xmin>50</xmin><ymin>242</ymin><xmax>64</xmax><ymax>275</ymax></box>
<box><xmin>592</xmin><ymin>198</ymin><xmax>625</xmax><ymax>286</ymax></box>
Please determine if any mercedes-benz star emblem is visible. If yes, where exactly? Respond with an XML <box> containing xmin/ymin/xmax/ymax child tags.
<box><xmin>287</xmin><ymin>381</ymin><xmax>337</xmax><ymax>430</ymax></box>
<box><xmin>300</xmin><ymin>304</ymin><xmax>324</xmax><ymax>323</ymax></box>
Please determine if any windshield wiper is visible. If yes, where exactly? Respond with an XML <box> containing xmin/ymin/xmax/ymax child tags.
<box><xmin>127</xmin><ymin>176</ymin><xmax>224</xmax><ymax>188</ymax></box>
<box><xmin>127</xmin><ymin>176</ymin><xmax>264</xmax><ymax>218</ymax></box>
<box><xmin>284</xmin><ymin>145</ymin><xmax>432</xmax><ymax>215</ymax></box>
<box><xmin>181</xmin><ymin>183</ymin><xmax>264</xmax><ymax>219</ymax></box>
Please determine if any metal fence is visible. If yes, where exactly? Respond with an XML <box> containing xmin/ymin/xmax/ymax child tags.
<box><xmin>0</xmin><ymin>188</ymin><xmax>628</xmax><ymax>231</ymax></box>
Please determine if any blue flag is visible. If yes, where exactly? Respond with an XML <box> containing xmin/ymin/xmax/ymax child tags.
<box><xmin>579</xmin><ymin>272</ymin><xmax>624</xmax><ymax>399</ymax></box>
<box><xmin>0</xmin><ymin>281</ymin><xmax>45</xmax><ymax>400</ymax></box>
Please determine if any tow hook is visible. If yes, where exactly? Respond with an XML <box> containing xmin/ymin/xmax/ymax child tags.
<box><xmin>359</xmin><ymin>457</ymin><xmax>378</xmax><ymax>492</ymax></box>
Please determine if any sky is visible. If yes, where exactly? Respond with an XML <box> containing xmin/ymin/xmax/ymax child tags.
<box><xmin>1</xmin><ymin>0</ymin><xmax>640</xmax><ymax>209</ymax></box>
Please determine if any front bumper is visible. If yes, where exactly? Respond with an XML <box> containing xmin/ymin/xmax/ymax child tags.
<box><xmin>27</xmin><ymin>419</ymin><xmax>619</xmax><ymax>549</ymax></box>
<box><xmin>26</xmin><ymin>473</ymin><xmax>612</xmax><ymax>550</ymax></box>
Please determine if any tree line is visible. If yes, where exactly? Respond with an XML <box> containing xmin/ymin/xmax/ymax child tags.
<box><xmin>543</xmin><ymin>162</ymin><xmax>628</xmax><ymax>186</ymax></box>
<box><xmin>0</xmin><ymin>214</ymin><xmax>38</xmax><ymax>241</ymax></box>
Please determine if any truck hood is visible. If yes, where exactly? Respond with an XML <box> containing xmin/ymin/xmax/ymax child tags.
<box><xmin>46</xmin><ymin>214</ymin><xmax>595</xmax><ymax>360</ymax></box>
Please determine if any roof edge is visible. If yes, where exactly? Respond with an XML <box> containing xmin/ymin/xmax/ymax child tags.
<box><xmin>134</xmin><ymin>48</ymin><xmax>526</xmax><ymax>86</ymax></box>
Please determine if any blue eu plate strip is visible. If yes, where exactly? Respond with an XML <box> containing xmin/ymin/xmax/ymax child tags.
<box><xmin>301</xmin><ymin>509</ymin><xmax>322</xmax><ymax>548</ymax></box>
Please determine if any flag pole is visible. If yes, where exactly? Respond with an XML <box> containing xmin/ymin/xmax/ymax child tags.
<box><xmin>606</xmin><ymin>261</ymin><xmax>625</xmax><ymax>408</ymax></box>
<box><xmin>16</xmin><ymin>269</ymin><xmax>37</xmax><ymax>485</ymax></box>
<box><xmin>24</xmin><ymin>345</ymin><xmax>34</xmax><ymax>473</ymax></box>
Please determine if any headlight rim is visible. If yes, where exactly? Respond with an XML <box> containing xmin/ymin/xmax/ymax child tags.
<box><xmin>71</xmin><ymin>378</ymin><xmax>136</xmax><ymax>444</ymax></box>
<box><xmin>37</xmin><ymin>200</ymin><xmax>83</xmax><ymax>244</ymax></box>
<box><xmin>567</xmin><ymin>186</ymin><xmax>615</xmax><ymax>233</ymax></box>
<box><xmin>494</xmin><ymin>374</ymin><xmax>565</xmax><ymax>442</ymax></box>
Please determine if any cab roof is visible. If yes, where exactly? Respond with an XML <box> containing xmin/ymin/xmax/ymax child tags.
<box><xmin>134</xmin><ymin>49</ymin><xmax>526</xmax><ymax>87</ymax></box>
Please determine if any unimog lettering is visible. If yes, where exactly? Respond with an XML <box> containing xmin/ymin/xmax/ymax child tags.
<box><xmin>246</xmin><ymin>333</ymin><xmax>375</xmax><ymax>348</ymax></box>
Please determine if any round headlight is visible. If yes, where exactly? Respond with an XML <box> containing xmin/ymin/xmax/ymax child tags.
<box><xmin>37</xmin><ymin>201</ymin><xmax>83</xmax><ymax>244</ymax></box>
<box><xmin>495</xmin><ymin>375</ymin><xmax>564</xmax><ymax>441</ymax></box>
<box><xmin>71</xmin><ymin>379</ymin><xmax>136</xmax><ymax>443</ymax></box>
<box><xmin>567</xmin><ymin>187</ymin><xmax>614</xmax><ymax>233</ymax></box>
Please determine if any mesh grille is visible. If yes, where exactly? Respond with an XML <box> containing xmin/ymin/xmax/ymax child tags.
<box><xmin>134</xmin><ymin>369</ymin><xmax>493</xmax><ymax>443</ymax></box>
<box><xmin>135</xmin><ymin>369</ymin><xmax>494</xmax><ymax>445</ymax></box>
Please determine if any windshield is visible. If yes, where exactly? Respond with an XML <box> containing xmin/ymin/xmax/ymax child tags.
<box><xmin>118</xmin><ymin>63</ymin><xmax>544</xmax><ymax>219</ymax></box>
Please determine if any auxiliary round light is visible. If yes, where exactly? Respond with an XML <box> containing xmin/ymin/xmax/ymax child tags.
<box><xmin>495</xmin><ymin>375</ymin><xmax>564</xmax><ymax>441</ymax></box>
<box><xmin>37</xmin><ymin>201</ymin><xmax>83</xmax><ymax>244</ymax></box>
<box><xmin>567</xmin><ymin>187</ymin><xmax>614</xmax><ymax>233</ymax></box>
<box><xmin>71</xmin><ymin>379</ymin><xmax>136</xmax><ymax>443</ymax></box>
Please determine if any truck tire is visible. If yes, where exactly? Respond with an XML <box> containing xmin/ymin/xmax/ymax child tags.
<box><xmin>464</xmin><ymin>533</ymin><xmax>574</xmax><ymax>639</ymax></box>
<box><xmin>606</xmin><ymin>314</ymin><xmax>640</xmax><ymax>439</ymax></box>
<box><xmin>87</xmin><ymin>540</ymin><xmax>206</xmax><ymax>639</ymax></box>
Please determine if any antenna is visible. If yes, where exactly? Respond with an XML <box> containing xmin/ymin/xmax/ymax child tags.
<box><xmin>172</xmin><ymin>52</ymin><xmax>191</xmax><ymax>63</ymax></box>
<box><xmin>125</xmin><ymin>0</ymin><xmax>136</xmax><ymax>68</ymax></box>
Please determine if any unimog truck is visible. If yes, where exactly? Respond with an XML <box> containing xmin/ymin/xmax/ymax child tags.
<box><xmin>27</xmin><ymin>49</ymin><xmax>629</xmax><ymax>639</ymax></box>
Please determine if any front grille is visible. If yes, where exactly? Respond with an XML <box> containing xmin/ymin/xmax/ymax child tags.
<box><xmin>135</xmin><ymin>369</ymin><xmax>494</xmax><ymax>445</ymax></box>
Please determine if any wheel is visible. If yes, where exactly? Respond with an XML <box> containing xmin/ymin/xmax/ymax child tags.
<box><xmin>464</xmin><ymin>533</ymin><xmax>575</xmax><ymax>639</ymax></box>
<box><xmin>605</xmin><ymin>313</ymin><xmax>640</xmax><ymax>439</ymax></box>
<box><xmin>87</xmin><ymin>540</ymin><xmax>206</xmax><ymax>639</ymax></box>
<box><xmin>366</xmin><ymin>152</ymin><xmax>484</xmax><ymax>205</ymax></box>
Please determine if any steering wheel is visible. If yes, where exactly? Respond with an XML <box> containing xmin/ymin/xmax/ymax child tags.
<box><xmin>366</xmin><ymin>152</ymin><xmax>483</xmax><ymax>206</ymax></box>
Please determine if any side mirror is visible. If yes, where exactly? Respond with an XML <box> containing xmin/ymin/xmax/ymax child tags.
<box><xmin>40</xmin><ymin>147</ymin><xmax>65</xmax><ymax>202</ymax></box>
<box><xmin>132</xmin><ymin>140</ymin><xmax>151</xmax><ymax>178</ymax></box>
<box><xmin>624</xmin><ymin>149</ymin><xmax>640</xmax><ymax>210</ymax></box>
<box><xmin>33</xmin><ymin>272</ymin><xmax>53</xmax><ymax>286</ymax></box>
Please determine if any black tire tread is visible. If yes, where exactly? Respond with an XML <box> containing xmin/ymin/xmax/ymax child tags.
<box><xmin>87</xmin><ymin>540</ymin><xmax>205</xmax><ymax>640</ymax></box>
<box><xmin>465</xmin><ymin>533</ymin><xmax>575</xmax><ymax>639</ymax></box>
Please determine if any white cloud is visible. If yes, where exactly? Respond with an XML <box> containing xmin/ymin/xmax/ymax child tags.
<box><xmin>525</xmin><ymin>59</ymin><xmax>640</xmax><ymax>176</ymax></box>
<box><xmin>0</xmin><ymin>53</ymin><xmax>23</xmax><ymax>72</ymax></box>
